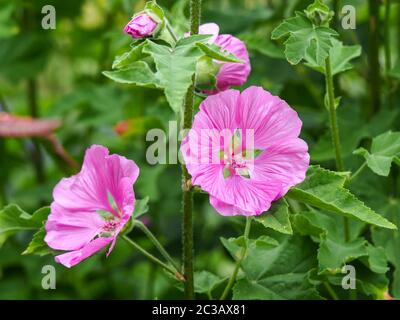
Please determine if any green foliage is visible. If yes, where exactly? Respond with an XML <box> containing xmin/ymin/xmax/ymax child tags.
<box><xmin>371</xmin><ymin>201</ymin><xmax>400</xmax><ymax>297</ymax></box>
<box><xmin>105</xmin><ymin>31</ymin><xmax>243</xmax><ymax>113</ymax></box>
<box><xmin>195</xmin><ymin>42</ymin><xmax>244</xmax><ymax>63</ymax></box>
<box><xmin>1</xmin><ymin>0</ymin><xmax>400</xmax><ymax>301</ymax></box>
<box><xmin>287</xmin><ymin>166</ymin><xmax>396</xmax><ymax>229</ymax></box>
<box><xmin>254</xmin><ymin>200</ymin><xmax>292</xmax><ymax>234</ymax></box>
<box><xmin>143</xmin><ymin>38</ymin><xmax>205</xmax><ymax>113</ymax></box>
<box><xmin>354</xmin><ymin>131</ymin><xmax>400</xmax><ymax>176</ymax></box>
<box><xmin>103</xmin><ymin>61</ymin><xmax>162</xmax><ymax>88</ymax></box>
<box><xmin>305</xmin><ymin>38</ymin><xmax>361</xmax><ymax>75</ymax></box>
<box><xmin>193</xmin><ymin>271</ymin><xmax>226</xmax><ymax>297</ymax></box>
<box><xmin>271</xmin><ymin>12</ymin><xmax>337</xmax><ymax>65</ymax></box>
<box><xmin>0</xmin><ymin>205</ymin><xmax>49</xmax><ymax>248</ymax></box>
<box><xmin>111</xmin><ymin>41</ymin><xmax>148</xmax><ymax>69</ymax></box>
<box><xmin>221</xmin><ymin>235</ymin><xmax>321</xmax><ymax>300</ymax></box>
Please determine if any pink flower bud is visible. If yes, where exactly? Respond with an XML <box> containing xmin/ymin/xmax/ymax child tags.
<box><xmin>124</xmin><ymin>13</ymin><xmax>158</xmax><ymax>39</ymax></box>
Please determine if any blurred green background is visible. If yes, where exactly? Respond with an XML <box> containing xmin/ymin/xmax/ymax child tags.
<box><xmin>0</xmin><ymin>0</ymin><xmax>399</xmax><ymax>299</ymax></box>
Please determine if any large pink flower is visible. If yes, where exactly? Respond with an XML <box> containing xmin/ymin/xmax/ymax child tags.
<box><xmin>197</xmin><ymin>23</ymin><xmax>251</xmax><ymax>93</ymax></box>
<box><xmin>45</xmin><ymin>145</ymin><xmax>139</xmax><ymax>268</ymax></box>
<box><xmin>181</xmin><ymin>86</ymin><xmax>309</xmax><ymax>216</ymax></box>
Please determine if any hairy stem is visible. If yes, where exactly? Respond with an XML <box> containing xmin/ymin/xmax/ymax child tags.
<box><xmin>27</xmin><ymin>79</ymin><xmax>45</xmax><ymax>186</ymax></box>
<box><xmin>122</xmin><ymin>235</ymin><xmax>183</xmax><ymax>280</ymax></box>
<box><xmin>325</xmin><ymin>56</ymin><xmax>344</xmax><ymax>172</ymax></box>
<box><xmin>166</xmin><ymin>20</ymin><xmax>178</xmax><ymax>43</ymax></box>
<box><xmin>133</xmin><ymin>220</ymin><xmax>181</xmax><ymax>276</ymax></box>
<box><xmin>181</xmin><ymin>0</ymin><xmax>202</xmax><ymax>300</ymax></box>
<box><xmin>333</xmin><ymin>0</ymin><xmax>341</xmax><ymax>30</ymax></box>
<box><xmin>367</xmin><ymin>0</ymin><xmax>381</xmax><ymax>119</ymax></box>
<box><xmin>384</xmin><ymin>0</ymin><xmax>393</xmax><ymax>109</ymax></box>
<box><xmin>323</xmin><ymin>282</ymin><xmax>339</xmax><ymax>300</ymax></box>
<box><xmin>220</xmin><ymin>217</ymin><xmax>252</xmax><ymax>300</ymax></box>
<box><xmin>325</xmin><ymin>56</ymin><xmax>349</xmax><ymax>242</ymax></box>
<box><xmin>349</xmin><ymin>161</ymin><xmax>367</xmax><ymax>182</ymax></box>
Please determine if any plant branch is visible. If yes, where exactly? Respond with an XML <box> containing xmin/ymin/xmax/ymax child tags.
<box><xmin>325</xmin><ymin>55</ymin><xmax>349</xmax><ymax>242</ymax></box>
<box><xmin>132</xmin><ymin>220</ymin><xmax>181</xmax><ymax>275</ymax></box>
<box><xmin>122</xmin><ymin>235</ymin><xmax>184</xmax><ymax>281</ymax></box>
<box><xmin>325</xmin><ymin>56</ymin><xmax>344</xmax><ymax>172</ymax></box>
<box><xmin>367</xmin><ymin>0</ymin><xmax>381</xmax><ymax>119</ymax></box>
<box><xmin>220</xmin><ymin>217</ymin><xmax>252</xmax><ymax>300</ymax></box>
<box><xmin>181</xmin><ymin>0</ymin><xmax>202</xmax><ymax>300</ymax></box>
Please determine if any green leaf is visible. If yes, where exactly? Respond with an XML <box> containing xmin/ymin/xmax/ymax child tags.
<box><xmin>361</xmin><ymin>245</ymin><xmax>389</xmax><ymax>274</ymax></box>
<box><xmin>254</xmin><ymin>200</ymin><xmax>292</xmax><ymax>234</ymax></box>
<box><xmin>271</xmin><ymin>12</ymin><xmax>337</xmax><ymax>65</ymax></box>
<box><xmin>318</xmin><ymin>234</ymin><xmax>368</xmax><ymax>273</ymax></box>
<box><xmin>292</xmin><ymin>210</ymin><xmax>365</xmax><ymax>242</ymax></box>
<box><xmin>292</xmin><ymin>209</ymin><xmax>383</xmax><ymax>275</ymax></box>
<box><xmin>196</xmin><ymin>42</ymin><xmax>243</xmax><ymax>63</ymax></box>
<box><xmin>222</xmin><ymin>235</ymin><xmax>321</xmax><ymax>300</ymax></box>
<box><xmin>132</xmin><ymin>197</ymin><xmax>150</xmax><ymax>219</ymax></box>
<box><xmin>23</xmin><ymin>226</ymin><xmax>53</xmax><ymax>256</ymax></box>
<box><xmin>287</xmin><ymin>166</ymin><xmax>396</xmax><ymax>229</ymax></box>
<box><xmin>354</xmin><ymin>131</ymin><xmax>400</xmax><ymax>176</ymax></box>
<box><xmin>103</xmin><ymin>61</ymin><xmax>162</xmax><ymax>89</ymax></box>
<box><xmin>371</xmin><ymin>201</ymin><xmax>400</xmax><ymax>298</ymax></box>
<box><xmin>0</xmin><ymin>205</ymin><xmax>49</xmax><ymax>248</ymax></box>
<box><xmin>112</xmin><ymin>41</ymin><xmax>147</xmax><ymax>69</ymax></box>
<box><xmin>193</xmin><ymin>271</ymin><xmax>226</xmax><ymax>296</ymax></box>
<box><xmin>305</xmin><ymin>38</ymin><xmax>361</xmax><ymax>75</ymax></box>
<box><xmin>144</xmin><ymin>0</ymin><xmax>165</xmax><ymax>22</ymax></box>
<box><xmin>143</xmin><ymin>38</ymin><xmax>205</xmax><ymax>113</ymax></box>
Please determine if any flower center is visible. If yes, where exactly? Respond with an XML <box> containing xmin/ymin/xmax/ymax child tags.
<box><xmin>220</xmin><ymin>129</ymin><xmax>263</xmax><ymax>179</ymax></box>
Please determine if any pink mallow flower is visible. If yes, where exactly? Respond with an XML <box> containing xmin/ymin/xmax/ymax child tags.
<box><xmin>181</xmin><ymin>86</ymin><xmax>309</xmax><ymax>216</ymax></box>
<box><xmin>45</xmin><ymin>145</ymin><xmax>139</xmax><ymax>268</ymax></box>
<box><xmin>124</xmin><ymin>13</ymin><xmax>158</xmax><ymax>39</ymax></box>
<box><xmin>198</xmin><ymin>23</ymin><xmax>251</xmax><ymax>94</ymax></box>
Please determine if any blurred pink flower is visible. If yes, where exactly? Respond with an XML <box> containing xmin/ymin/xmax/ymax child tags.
<box><xmin>124</xmin><ymin>13</ymin><xmax>158</xmax><ymax>38</ymax></box>
<box><xmin>181</xmin><ymin>86</ymin><xmax>309</xmax><ymax>216</ymax></box>
<box><xmin>45</xmin><ymin>145</ymin><xmax>139</xmax><ymax>267</ymax></box>
<box><xmin>198</xmin><ymin>23</ymin><xmax>251</xmax><ymax>94</ymax></box>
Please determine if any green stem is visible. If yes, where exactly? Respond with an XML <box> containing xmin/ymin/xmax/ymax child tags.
<box><xmin>349</xmin><ymin>161</ymin><xmax>367</xmax><ymax>182</ymax></box>
<box><xmin>181</xmin><ymin>0</ymin><xmax>202</xmax><ymax>300</ymax></box>
<box><xmin>323</xmin><ymin>282</ymin><xmax>339</xmax><ymax>300</ymax></box>
<box><xmin>132</xmin><ymin>220</ymin><xmax>181</xmax><ymax>274</ymax></box>
<box><xmin>325</xmin><ymin>56</ymin><xmax>349</xmax><ymax>242</ymax></box>
<box><xmin>367</xmin><ymin>0</ymin><xmax>381</xmax><ymax>119</ymax></box>
<box><xmin>220</xmin><ymin>217</ymin><xmax>252</xmax><ymax>300</ymax></box>
<box><xmin>333</xmin><ymin>0</ymin><xmax>341</xmax><ymax>30</ymax></box>
<box><xmin>384</xmin><ymin>0</ymin><xmax>393</xmax><ymax>109</ymax></box>
<box><xmin>122</xmin><ymin>235</ymin><xmax>183</xmax><ymax>280</ymax></box>
<box><xmin>325</xmin><ymin>56</ymin><xmax>344</xmax><ymax>172</ymax></box>
<box><xmin>165</xmin><ymin>20</ymin><xmax>178</xmax><ymax>43</ymax></box>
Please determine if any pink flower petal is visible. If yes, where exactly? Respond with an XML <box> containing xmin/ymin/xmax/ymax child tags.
<box><xmin>213</xmin><ymin>34</ymin><xmax>251</xmax><ymax>92</ymax></box>
<box><xmin>54</xmin><ymin>237</ymin><xmax>114</xmax><ymax>268</ymax></box>
<box><xmin>239</xmin><ymin>86</ymin><xmax>302</xmax><ymax>149</ymax></box>
<box><xmin>198</xmin><ymin>23</ymin><xmax>220</xmax><ymax>43</ymax></box>
<box><xmin>45</xmin><ymin>203</ymin><xmax>104</xmax><ymax>251</ymax></box>
<box><xmin>53</xmin><ymin>145</ymin><xmax>139</xmax><ymax>218</ymax></box>
<box><xmin>252</xmin><ymin>138</ymin><xmax>310</xmax><ymax>198</ymax></box>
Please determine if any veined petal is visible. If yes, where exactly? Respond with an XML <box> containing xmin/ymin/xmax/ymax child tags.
<box><xmin>54</xmin><ymin>237</ymin><xmax>113</xmax><ymax>268</ymax></box>
<box><xmin>45</xmin><ymin>203</ymin><xmax>104</xmax><ymax>251</ymax></box>
<box><xmin>239</xmin><ymin>86</ymin><xmax>302</xmax><ymax>149</ymax></box>
<box><xmin>252</xmin><ymin>138</ymin><xmax>310</xmax><ymax>198</ymax></box>
<box><xmin>53</xmin><ymin>145</ymin><xmax>139</xmax><ymax>217</ymax></box>
<box><xmin>213</xmin><ymin>34</ymin><xmax>251</xmax><ymax>92</ymax></box>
